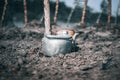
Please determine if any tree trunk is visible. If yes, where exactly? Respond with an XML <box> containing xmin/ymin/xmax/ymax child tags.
<box><xmin>67</xmin><ymin>1</ymin><xmax>79</xmax><ymax>27</ymax></box>
<box><xmin>96</xmin><ymin>10</ymin><xmax>103</xmax><ymax>24</ymax></box>
<box><xmin>44</xmin><ymin>0</ymin><xmax>51</xmax><ymax>35</ymax></box>
<box><xmin>23</xmin><ymin>0</ymin><xmax>28</xmax><ymax>25</ymax></box>
<box><xmin>96</xmin><ymin>0</ymin><xmax>105</xmax><ymax>24</ymax></box>
<box><xmin>80</xmin><ymin>0</ymin><xmax>88</xmax><ymax>25</ymax></box>
<box><xmin>115</xmin><ymin>0</ymin><xmax>120</xmax><ymax>25</ymax></box>
<box><xmin>1</xmin><ymin>0</ymin><xmax>8</xmax><ymax>26</ymax></box>
<box><xmin>40</xmin><ymin>14</ymin><xmax>44</xmax><ymax>24</ymax></box>
<box><xmin>54</xmin><ymin>0</ymin><xmax>59</xmax><ymax>25</ymax></box>
<box><xmin>107</xmin><ymin>0</ymin><xmax>111</xmax><ymax>25</ymax></box>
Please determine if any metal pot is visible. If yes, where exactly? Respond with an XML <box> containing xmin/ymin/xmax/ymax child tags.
<box><xmin>42</xmin><ymin>35</ymin><xmax>73</xmax><ymax>56</ymax></box>
<box><xmin>42</xmin><ymin>30</ymin><xmax>79</xmax><ymax>56</ymax></box>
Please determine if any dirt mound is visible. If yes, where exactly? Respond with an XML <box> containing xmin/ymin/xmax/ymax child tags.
<box><xmin>0</xmin><ymin>26</ymin><xmax>120</xmax><ymax>80</ymax></box>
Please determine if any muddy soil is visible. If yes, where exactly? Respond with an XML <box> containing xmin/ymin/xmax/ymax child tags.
<box><xmin>0</xmin><ymin>26</ymin><xmax>120</xmax><ymax>80</ymax></box>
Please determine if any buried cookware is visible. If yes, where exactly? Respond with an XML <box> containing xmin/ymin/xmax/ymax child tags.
<box><xmin>42</xmin><ymin>29</ymin><xmax>79</xmax><ymax>56</ymax></box>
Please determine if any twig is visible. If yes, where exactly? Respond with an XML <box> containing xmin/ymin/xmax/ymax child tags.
<box><xmin>23</xmin><ymin>0</ymin><xmax>28</xmax><ymax>26</ymax></box>
<box><xmin>80</xmin><ymin>0</ymin><xmax>88</xmax><ymax>26</ymax></box>
<box><xmin>53</xmin><ymin>0</ymin><xmax>59</xmax><ymax>25</ymax></box>
<box><xmin>44</xmin><ymin>0</ymin><xmax>51</xmax><ymax>35</ymax></box>
<box><xmin>1</xmin><ymin>0</ymin><xmax>8</xmax><ymax>26</ymax></box>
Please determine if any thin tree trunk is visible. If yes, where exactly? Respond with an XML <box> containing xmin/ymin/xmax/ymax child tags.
<box><xmin>115</xmin><ymin>0</ymin><xmax>120</xmax><ymax>25</ymax></box>
<box><xmin>96</xmin><ymin>10</ymin><xmax>103</xmax><ymax>24</ymax></box>
<box><xmin>80</xmin><ymin>0</ymin><xmax>88</xmax><ymax>26</ymax></box>
<box><xmin>1</xmin><ymin>0</ymin><xmax>8</xmax><ymax>26</ymax></box>
<box><xmin>44</xmin><ymin>0</ymin><xmax>51</xmax><ymax>35</ymax></box>
<box><xmin>23</xmin><ymin>0</ymin><xmax>28</xmax><ymax>25</ymax></box>
<box><xmin>107</xmin><ymin>0</ymin><xmax>111</xmax><ymax>25</ymax></box>
<box><xmin>67</xmin><ymin>2</ymin><xmax>79</xmax><ymax>27</ymax></box>
<box><xmin>40</xmin><ymin>14</ymin><xmax>44</xmax><ymax>24</ymax></box>
<box><xmin>96</xmin><ymin>0</ymin><xmax>105</xmax><ymax>24</ymax></box>
<box><xmin>54</xmin><ymin>0</ymin><xmax>59</xmax><ymax>25</ymax></box>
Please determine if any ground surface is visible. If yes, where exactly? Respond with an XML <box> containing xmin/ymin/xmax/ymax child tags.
<box><xmin>0</xmin><ymin>25</ymin><xmax>120</xmax><ymax>80</ymax></box>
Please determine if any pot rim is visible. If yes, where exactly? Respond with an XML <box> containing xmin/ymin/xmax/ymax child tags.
<box><xmin>44</xmin><ymin>35</ymin><xmax>72</xmax><ymax>39</ymax></box>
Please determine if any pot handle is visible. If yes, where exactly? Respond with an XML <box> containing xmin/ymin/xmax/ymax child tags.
<box><xmin>72</xmin><ymin>32</ymin><xmax>79</xmax><ymax>41</ymax></box>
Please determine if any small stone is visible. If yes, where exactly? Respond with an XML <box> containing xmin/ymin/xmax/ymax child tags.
<box><xmin>18</xmin><ymin>58</ymin><xmax>23</xmax><ymax>64</ymax></box>
<box><xmin>63</xmin><ymin>62</ymin><xmax>67</xmax><ymax>68</ymax></box>
<box><xmin>80</xmin><ymin>65</ymin><xmax>93</xmax><ymax>71</ymax></box>
<box><xmin>59</xmin><ymin>54</ymin><xmax>64</xmax><ymax>59</ymax></box>
<box><xmin>32</xmin><ymin>70</ymin><xmax>38</xmax><ymax>75</ymax></box>
<box><xmin>73</xmin><ymin>66</ymin><xmax>79</xmax><ymax>70</ymax></box>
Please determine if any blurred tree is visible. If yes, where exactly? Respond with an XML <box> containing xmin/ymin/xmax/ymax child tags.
<box><xmin>40</xmin><ymin>14</ymin><xmax>44</xmax><ymax>24</ymax></box>
<box><xmin>1</xmin><ymin>0</ymin><xmax>8</xmax><ymax>26</ymax></box>
<box><xmin>53</xmin><ymin>0</ymin><xmax>59</xmax><ymax>25</ymax></box>
<box><xmin>44</xmin><ymin>0</ymin><xmax>51</xmax><ymax>35</ymax></box>
<box><xmin>23</xmin><ymin>0</ymin><xmax>28</xmax><ymax>25</ymax></box>
<box><xmin>66</xmin><ymin>0</ymin><xmax>80</xmax><ymax>27</ymax></box>
<box><xmin>115</xmin><ymin>0</ymin><xmax>120</xmax><ymax>25</ymax></box>
<box><xmin>107</xmin><ymin>0</ymin><xmax>111</xmax><ymax>25</ymax></box>
<box><xmin>101</xmin><ymin>0</ymin><xmax>107</xmax><ymax>14</ymax></box>
<box><xmin>96</xmin><ymin>0</ymin><xmax>106</xmax><ymax>24</ymax></box>
<box><xmin>80</xmin><ymin>0</ymin><xmax>88</xmax><ymax>26</ymax></box>
<box><xmin>96</xmin><ymin>11</ymin><xmax>102</xmax><ymax>24</ymax></box>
